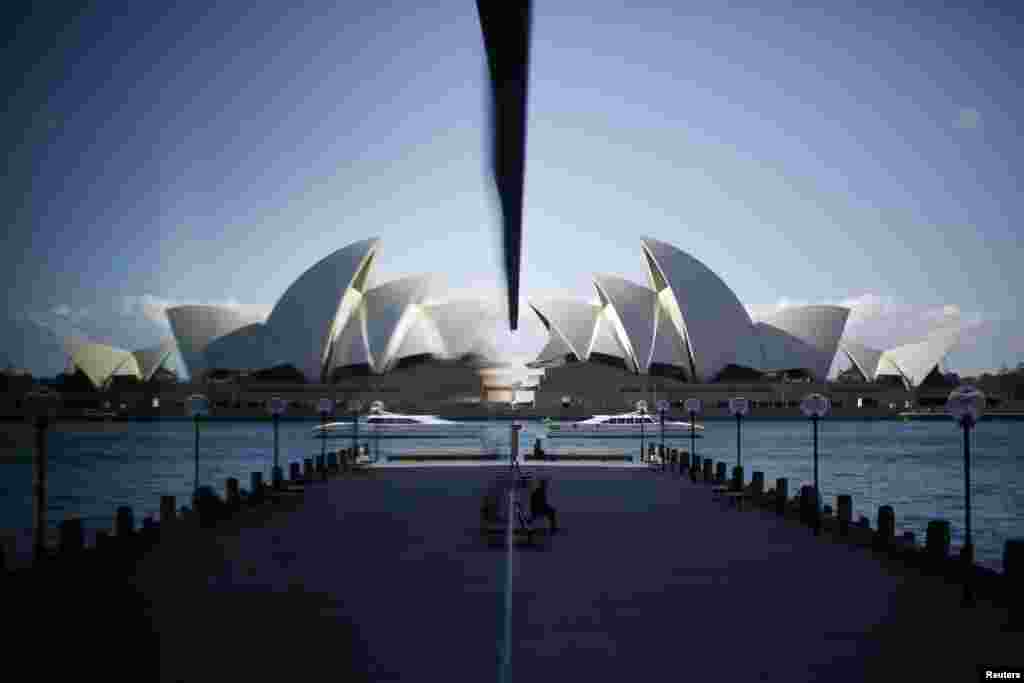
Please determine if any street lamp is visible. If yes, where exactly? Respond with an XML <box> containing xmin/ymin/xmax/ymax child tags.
<box><xmin>267</xmin><ymin>396</ymin><xmax>286</xmax><ymax>489</ymax></box>
<box><xmin>946</xmin><ymin>384</ymin><xmax>985</xmax><ymax>607</ymax></box>
<box><xmin>800</xmin><ymin>392</ymin><xmax>830</xmax><ymax>536</ymax></box>
<box><xmin>24</xmin><ymin>388</ymin><xmax>61</xmax><ymax>566</ymax></box>
<box><xmin>186</xmin><ymin>394</ymin><xmax>210</xmax><ymax>497</ymax></box>
<box><xmin>318</xmin><ymin>398</ymin><xmax>334</xmax><ymax>478</ymax></box>
<box><xmin>729</xmin><ymin>397</ymin><xmax>749</xmax><ymax>470</ymax></box>
<box><xmin>637</xmin><ymin>400</ymin><xmax>648</xmax><ymax>463</ymax></box>
<box><xmin>684</xmin><ymin>398</ymin><xmax>702</xmax><ymax>474</ymax></box>
<box><xmin>656</xmin><ymin>399</ymin><xmax>670</xmax><ymax>471</ymax></box>
<box><xmin>348</xmin><ymin>399</ymin><xmax>363</xmax><ymax>463</ymax></box>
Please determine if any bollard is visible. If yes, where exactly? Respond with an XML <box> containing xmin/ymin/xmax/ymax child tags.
<box><xmin>115</xmin><ymin>506</ymin><xmax>135</xmax><ymax>538</ymax></box>
<box><xmin>925</xmin><ymin>520</ymin><xmax>951</xmax><ymax>566</ymax></box>
<box><xmin>328</xmin><ymin>452</ymin><xmax>338</xmax><ymax>471</ymax></box>
<box><xmin>835</xmin><ymin>495</ymin><xmax>852</xmax><ymax>537</ymax></box>
<box><xmin>751</xmin><ymin>472</ymin><xmax>764</xmax><ymax>500</ymax></box>
<box><xmin>316</xmin><ymin>454</ymin><xmax>324</xmax><ymax>472</ymax></box>
<box><xmin>160</xmin><ymin>495</ymin><xmax>176</xmax><ymax>526</ymax></box>
<box><xmin>715</xmin><ymin>461</ymin><xmax>727</xmax><ymax>484</ymax></box>
<box><xmin>290</xmin><ymin>461</ymin><xmax>302</xmax><ymax>482</ymax></box>
<box><xmin>874</xmin><ymin>506</ymin><xmax>895</xmax><ymax>549</ymax></box>
<box><xmin>250</xmin><ymin>472</ymin><xmax>264</xmax><ymax>504</ymax></box>
<box><xmin>59</xmin><ymin>517</ymin><xmax>85</xmax><ymax>555</ymax></box>
<box><xmin>272</xmin><ymin>465</ymin><xmax>284</xmax><ymax>491</ymax></box>
<box><xmin>731</xmin><ymin>466</ymin><xmax>743</xmax><ymax>492</ymax></box>
<box><xmin>775</xmin><ymin>478</ymin><xmax>788</xmax><ymax>515</ymax></box>
<box><xmin>1005</xmin><ymin>539</ymin><xmax>1023</xmax><ymax>630</ymax></box>
<box><xmin>141</xmin><ymin>516</ymin><xmax>159</xmax><ymax>550</ymax></box>
<box><xmin>799</xmin><ymin>486</ymin><xmax>816</xmax><ymax>527</ymax></box>
<box><xmin>304</xmin><ymin>458</ymin><xmax>314</xmax><ymax>481</ymax></box>
<box><xmin>702</xmin><ymin>458</ymin><xmax>713</xmax><ymax>482</ymax></box>
<box><xmin>225</xmin><ymin>477</ymin><xmax>241</xmax><ymax>509</ymax></box>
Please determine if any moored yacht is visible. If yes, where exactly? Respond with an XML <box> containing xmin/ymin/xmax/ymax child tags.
<box><xmin>312</xmin><ymin>401</ymin><xmax>484</xmax><ymax>439</ymax></box>
<box><xmin>544</xmin><ymin>407</ymin><xmax>704</xmax><ymax>438</ymax></box>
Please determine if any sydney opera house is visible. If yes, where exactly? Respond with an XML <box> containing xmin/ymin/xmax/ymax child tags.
<box><xmin>525</xmin><ymin>237</ymin><xmax>963</xmax><ymax>413</ymax></box>
<box><xmin>3</xmin><ymin>236</ymin><xmax>967</xmax><ymax>416</ymax></box>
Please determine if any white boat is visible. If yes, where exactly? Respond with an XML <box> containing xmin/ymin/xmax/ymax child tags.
<box><xmin>544</xmin><ymin>410</ymin><xmax>704</xmax><ymax>438</ymax></box>
<box><xmin>311</xmin><ymin>401</ymin><xmax>485</xmax><ymax>439</ymax></box>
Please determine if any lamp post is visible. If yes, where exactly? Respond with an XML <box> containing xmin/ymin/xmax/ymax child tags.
<box><xmin>637</xmin><ymin>400</ymin><xmax>647</xmax><ymax>463</ymax></box>
<box><xmin>800</xmin><ymin>393</ymin><xmax>830</xmax><ymax>535</ymax></box>
<box><xmin>186</xmin><ymin>394</ymin><xmax>210</xmax><ymax>497</ymax></box>
<box><xmin>684</xmin><ymin>398</ymin><xmax>702</xmax><ymax>473</ymax></box>
<box><xmin>348</xmin><ymin>399</ymin><xmax>363</xmax><ymax>463</ymax></box>
<box><xmin>318</xmin><ymin>398</ymin><xmax>334</xmax><ymax>477</ymax></box>
<box><xmin>729</xmin><ymin>397</ymin><xmax>749</xmax><ymax>470</ymax></box>
<box><xmin>656</xmin><ymin>399</ymin><xmax>669</xmax><ymax>471</ymax></box>
<box><xmin>267</xmin><ymin>396</ymin><xmax>286</xmax><ymax>489</ymax></box>
<box><xmin>25</xmin><ymin>388</ymin><xmax>61</xmax><ymax>566</ymax></box>
<box><xmin>946</xmin><ymin>384</ymin><xmax>985</xmax><ymax>607</ymax></box>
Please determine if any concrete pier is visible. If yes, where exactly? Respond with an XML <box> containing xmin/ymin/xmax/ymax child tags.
<box><xmin>4</xmin><ymin>465</ymin><xmax>1018</xmax><ymax>681</ymax></box>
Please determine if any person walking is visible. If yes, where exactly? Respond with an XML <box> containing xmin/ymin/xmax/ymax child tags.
<box><xmin>529</xmin><ymin>478</ymin><xmax>558</xmax><ymax>533</ymax></box>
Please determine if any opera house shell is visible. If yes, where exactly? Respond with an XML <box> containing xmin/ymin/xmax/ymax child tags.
<box><xmin>59</xmin><ymin>337</ymin><xmax>179</xmax><ymax>390</ymax></box>
<box><xmin>165</xmin><ymin>238</ymin><xmax>499</xmax><ymax>384</ymax></box>
<box><xmin>529</xmin><ymin>237</ymin><xmax>959</xmax><ymax>391</ymax></box>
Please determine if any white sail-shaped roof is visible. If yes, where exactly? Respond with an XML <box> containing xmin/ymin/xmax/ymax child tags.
<box><xmin>649</xmin><ymin>298</ymin><xmax>691</xmax><ymax>372</ymax></box>
<box><xmin>132</xmin><ymin>338</ymin><xmax>178</xmax><ymax>381</ymax></box>
<box><xmin>757</xmin><ymin>305</ymin><xmax>849</xmax><ymax>380</ymax></box>
<box><xmin>166</xmin><ymin>305</ymin><xmax>265</xmax><ymax>381</ymax></box>
<box><xmin>71</xmin><ymin>343</ymin><xmax>141</xmax><ymax>389</ymax></box>
<box><xmin>391</xmin><ymin>307</ymin><xmax>446</xmax><ymax>362</ymax></box>
<box><xmin>204</xmin><ymin>324</ymin><xmax>287</xmax><ymax>372</ymax></box>
<box><xmin>533</xmin><ymin>333</ymin><xmax>574</xmax><ymax>366</ymax></box>
<box><xmin>528</xmin><ymin>299</ymin><xmax>602</xmax><ymax>362</ymax></box>
<box><xmin>426</xmin><ymin>300</ymin><xmax>501</xmax><ymax>358</ymax></box>
<box><xmin>593</xmin><ymin>275</ymin><xmax>658</xmax><ymax>373</ymax></box>
<box><xmin>641</xmin><ymin>237</ymin><xmax>756</xmax><ymax>381</ymax></box>
<box><xmin>329</xmin><ymin>305</ymin><xmax>372</xmax><ymax>371</ymax></box>
<box><xmin>883</xmin><ymin>327</ymin><xmax>962</xmax><ymax>388</ymax></box>
<box><xmin>264</xmin><ymin>238</ymin><xmax>379</xmax><ymax>381</ymax></box>
<box><xmin>361</xmin><ymin>274</ymin><xmax>439</xmax><ymax>373</ymax></box>
<box><xmin>841</xmin><ymin>341</ymin><xmax>884</xmax><ymax>381</ymax></box>
<box><xmin>589</xmin><ymin>311</ymin><xmax>626</xmax><ymax>359</ymax></box>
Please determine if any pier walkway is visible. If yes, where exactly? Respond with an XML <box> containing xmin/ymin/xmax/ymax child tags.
<box><xmin>11</xmin><ymin>466</ymin><xmax>1019</xmax><ymax>681</ymax></box>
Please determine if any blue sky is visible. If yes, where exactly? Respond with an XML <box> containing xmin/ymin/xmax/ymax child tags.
<box><xmin>2</xmin><ymin>2</ymin><xmax>1021</xmax><ymax>378</ymax></box>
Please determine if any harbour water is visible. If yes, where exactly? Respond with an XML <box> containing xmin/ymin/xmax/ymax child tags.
<box><xmin>1</xmin><ymin>417</ymin><xmax>1021</xmax><ymax>571</ymax></box>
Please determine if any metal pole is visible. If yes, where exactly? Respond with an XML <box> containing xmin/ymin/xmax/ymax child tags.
<box><xmin>273</xmin><ymin>413</ymin><xmax>280</xmax><ymax>472</ymax></box>
<box><xmin>963</xmin><ymin>419</ymin><xmax>974</xmax><ymax>605</ymax></box>
<box><xmin>812</xmin><ymin>415</ymin><xmax>820</xmax><ymax>536</ymax></box>
<box><xmin>33</xmin><ymin>416</ymin><xmax>48</xmax><ymax>565</ymax></box>
<box><xmin>194</xmin><ymin>415</ymin><xmax>200</xmax><ymax>495</ymax></box>
<box><xmin>736</xmin><ymin>413</ymin><xmax>741</xmax><ymax>469</ymax></box>
<box><xmin>320</xmin><ymin>411</ymin><xmax>327</xmax><ymax>465</ymax></box>
<box><xmin>353</xmin><ymin>408</ymin><xmax>359</xmax><ymax>460</ymax></box>
<box><xmin>661</xmin><ymin>411</ymin><xmax>665</xmax><ymax>471</ymax></box>
<box><xmin>689</xmin><ymin>412</ymin><xmax>696</xmax><ymax>469</ymax></box>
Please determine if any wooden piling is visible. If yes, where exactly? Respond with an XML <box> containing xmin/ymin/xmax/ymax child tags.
<box><xmin>160</xmin><ymin>495</ymin><xmax>176</xmax><ymax>526</ymax></box>
<box><xmin>303</xmin><ymin>458</ymin><xmax>314</xmax><ymax>481</ymax></box>
<box><xmin>226</xmin><ymin>477</ymin><xmax>241</xmax><ymax>509</ymax></box>
<box><xmin>702</xmin><ymin>458</ymin><xmax>712</xmax><ymax>482</ymax></box>
<box><xmin>115</xmin><ymin>506</ymin><xmax>135</xmax><ymax>538</ymax></box>
<box><xmin>250</xmin><ymin>472</ymin><xmax>264</xmax><ymax>504</ymax></box>
<box><xmin>328</xmin><ymin>452</ymin><xmax>338</xmax><ymax>471</ymax></box>
<box><xmin>290</xmin><ymin>462</ymin><xmax>301</xmax><ymax>481</ymax></box>
<box><xmin>837</xmin><ymin>495</ymin><xmax>852</xmax><ymax>537</ymax></box>
<box><xmin>751</xmin><ymin>472</ymin><xmax>764</xmax><ymax>500</ymax></box>
<box><xmin>775</xmin><ymin>478</ymin><xmax>788</xmax><ymax>515</ymax></box>
<box><xmin>875</xmin><ymin>506</ymin><xmax>895</xmax><ymax>550</ymax></box>
<box><xmin>59</xmin><ymin>516</ymin><xmax>84</xmax><ymax>555</ymax></box>
<box><xmin>715</xmin><ymin>461</ymin><xmax>726</xmax><ymax>484</ymax></box>
<box><xmin>799</xmin><ymin>486</ymin><xmax>816</xmax><ymax>526</ymax></box>
<box><xmin>272</xmin><ymin>465</ymin><xmax>284</xmax><ymax>490</ymax></box>
<box><xmin>925</xmin><ymin>520</ymin><xmax>951</xmax><ymax>564</ymax></box>
<box><xmin>731</xmin><ymin>466</ymin><xmax>743</xmax><ymax>492</ymax></box>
